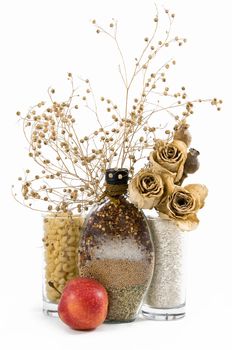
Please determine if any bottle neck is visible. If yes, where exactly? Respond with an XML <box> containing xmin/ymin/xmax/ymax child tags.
<box><xmin>104</xmin><ymin>183</ymin><xmax>128</xmax><ymax>198</ymax></box>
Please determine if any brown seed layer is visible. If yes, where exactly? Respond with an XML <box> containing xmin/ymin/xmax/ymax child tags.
<box><xmin>80</xmin><ymin>258</ymin><xmax>153</xmax><ymax>289</ymax></box>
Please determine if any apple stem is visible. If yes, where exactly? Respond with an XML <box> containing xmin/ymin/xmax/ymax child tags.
<box><xmin>48</xmin><ymin>281</ymin><xmax>62</xmax><ymax>295</ymax></box>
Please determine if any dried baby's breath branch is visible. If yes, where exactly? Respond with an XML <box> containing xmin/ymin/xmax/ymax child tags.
<box><xmin>93</xmin><ymin>8</ymin><xmax>188</xmax><ymax>170</ymax></box>
<box><xmin>15</xmin><ymin>6</ymin><xmax>222</xmax><ymax>214</ymax></box>
<box><xmin>93</xmin><ymin>7</ymin><xmax>221</xmax><ymax>172</ymax></box>
<box><xmin>15</xmin><ymin>78</ymin><xmax>107</xmax><ymax>213</ymax></box>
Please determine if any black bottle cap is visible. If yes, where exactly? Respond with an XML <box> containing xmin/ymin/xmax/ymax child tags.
<box><xmin>105</xmin><ymin>168</ymin><xmax>129</xmax><ymax>185</ymax></box>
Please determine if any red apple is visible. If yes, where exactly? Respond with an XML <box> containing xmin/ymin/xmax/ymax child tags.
<box><xmin>58</xmin><ymin>277</ymin><xmax>108</xmax><ymax>330</ymax></box>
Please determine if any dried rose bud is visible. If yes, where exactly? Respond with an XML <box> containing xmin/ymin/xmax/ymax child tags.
<box><xmin>184</xmin><ymin>148</ymin><xmax>200</xmax><ymax>174</ymax></box>
<box><xmin>174</xmin><ymin>123</ymin><xmax>192</xmax><ymax>147</ymax></box>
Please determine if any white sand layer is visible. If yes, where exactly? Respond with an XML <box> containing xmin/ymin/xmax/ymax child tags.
<box><xmin>146</xmin><ymin>217</ymin><xmax>186</xmax><ymax>308</ymax></box>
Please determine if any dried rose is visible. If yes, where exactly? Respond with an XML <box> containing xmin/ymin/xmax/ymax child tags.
<box><xmin>149</xmin><ymin>140</ymin><xmax>188</xmax><ymax>183</ymax></box>
<box><xmin>157</xmin><ymin>183</ymin><xmax>208</xmax><ymax>231</ymax></box>
<box><xmin>128</xmin><ymin>168</ymin><xmax>164</xmax><ymax>209</ymax></box>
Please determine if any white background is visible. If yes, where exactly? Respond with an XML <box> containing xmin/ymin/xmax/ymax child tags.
<box><xmin>0</xmin><ymin>0</ymin><xmax>231</xmax><ymax>349</ymax></box>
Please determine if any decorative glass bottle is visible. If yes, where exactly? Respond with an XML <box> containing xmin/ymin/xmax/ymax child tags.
<box><xmin>142</xmin><ymin>217</ymin><xmax>186</xmax><ymax>320</ymax></box>
<box><xmin>78</xmin><ymin>169</ymin><xmax>154</xmax><ymax>323</ymax></box>
<box><xmin>43</xmin><ymin>213</ymin><xmax>84</xmax><ymax>316</ymax></box>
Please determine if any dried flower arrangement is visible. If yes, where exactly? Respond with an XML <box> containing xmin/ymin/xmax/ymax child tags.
<box><xmin>12</xmin><ymin>5</ymin><xmax>221</xmax><ymax>218</ymax></box>
<box><xmin>128</xmin><ymin>127</ymin><xmax>208</xmax><ymax>230</ymax></box>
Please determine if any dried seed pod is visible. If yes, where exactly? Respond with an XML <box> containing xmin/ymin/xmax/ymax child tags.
<box><xmin>176</xmin><ymin>148</ymin><xmax>200</xmax><ymax>186</ymax></box>
<box><xmin>174</xmin><ymin>123</ymin><xmax>192</xmax><ymax>147</ymax></box>
<box><xmin>184</xmin><ymin>148</ymin><xmax>200</xmax><ymax>174</ymax></box>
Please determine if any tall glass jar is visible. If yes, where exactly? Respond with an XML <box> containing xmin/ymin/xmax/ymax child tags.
<box><xmin>142</xmin><ymin>217</ymin><xmax>186</xmax><ymax>320</ymax></box>
<box><xmin>43</xmin><ymin>213</ymin><xmax>84</xmax><ymax>316</ymax></box>
<box><xmin>78</xmin><ymin>169</ymin><xmax>154</xmax><ymax>323</ymax></box>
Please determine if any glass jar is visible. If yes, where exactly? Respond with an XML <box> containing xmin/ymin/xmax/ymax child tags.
<box><xmin>142</xmin><ymin>217</ymin><xmax>186</xmax><ymax>320</ymax></box>
<box><xmin>78</xmin><ymin>169</ymin><xmax>154</xmax><ymax>323</ymax></box>
<box><xmin>43</xmin><ymin>213</ymin><xmax>85</xmax><ymax>316</ymax></box>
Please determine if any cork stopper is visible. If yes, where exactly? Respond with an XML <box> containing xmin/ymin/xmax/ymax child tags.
<box><xmin>105</xmin><ymin>168</ymin><xmax>129</xmax><ymax>185</ymax></box>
